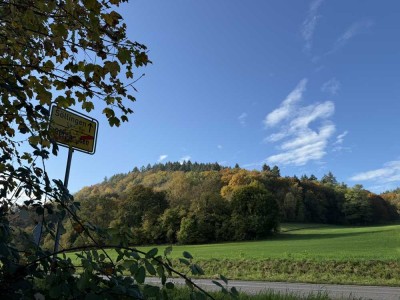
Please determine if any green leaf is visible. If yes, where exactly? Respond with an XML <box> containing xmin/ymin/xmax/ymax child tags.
<box><xmin>164</xmin><ymin>246</ymin><xmax>172</xmax><ymax>257</ymax></box>
<box><xmin>130</xmin><ymin>250</ymin><xmax>141</xmax><ymax>260</ymax></box>
<box><xmin>82</xmin><ymin>101</ymin><xmax>94</xmax><ymax>112</ymax></box>
<box><xmin>108</xmin><ymin>116</ymin><xmax>120</xmax><ymax>127</ymax></box>
<box><xmin>190</xmin><ymin>264</ymin><xmax>204</xmax><ymax>275</ymax></box>
<box><xmin>179</xmin><ymin>258</ymin><xmax>190</xmax><ymax>266</ymax></box>
<box><xmin>145</xmin><ymin>247</ymin><xmax>158</xmax><ymax>259</ymax></box>
<box><xmin>117</xmin><ymin>48</ymin><xmax>131</xmax><ymax>64</ymax></box>
<box><xmin>143</xmin><ymin>285</ymin><xmax>160</xmax><ymax>298</ymax></box>
<box><xmin>183</xmin><ymin>251</ymin><xmax>193</xmax><ymax>259</ymax></box>
<box><xmin>144</xmin><ymin>260</ymin><xmax>156</xmax><ymax>275</ymax></box>
<box><xmin>212</xmin><ymin>280</ymin><xmax>223</xmax><ymax>288</ymax></box>
<box><xmin>166</xmin><ymin>282</ymin><xmax>174</xmax><ymax>289</ymax></box>
<box><xmin>28</xmin><ymin>135</ymin><xmax>41</xmax><ymax>146</ymax></box>
<box><xmin>129</xmin><ymin>262</ymin><xmax>139</xmax><ymax>275</ymax></box>
<box><xmin>220</xmin><ymin>274</ymin><xmax>228</xmax><ymax>284</ymax></box>
<box><xmin>134</xmin><ymin>266</ymin><xmax>146</xmax><ymax>284</ymax></box>
<box><xmin>104</xmin><ymin>60</ymin><xmax>120</xmax><ymax>77</ymax></box>
<box><xmin>230</xmin><ymin>286</ymin><xmax>239</xmax><ymax>297</ymax></box>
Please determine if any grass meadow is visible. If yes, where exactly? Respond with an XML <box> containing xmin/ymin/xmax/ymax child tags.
<box><xmin>70</xmin><ymin>223</ymin><xmax>400</xmax><ymax>286</ymax></box>
<box><xmin>137</xmin><ymin>223</ymin><xmax>400</xmax><ymax>261</ymax></box>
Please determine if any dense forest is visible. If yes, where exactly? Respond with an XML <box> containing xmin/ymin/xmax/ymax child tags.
<box><xmin>59</xmin><ymin>162</ymin><xmax>400</xmax><ymax>247</ymax></box>
<box><xmin>13</xmin><ymin>162</ymin><xmax>400</xmax><ymax>249</ymax></box>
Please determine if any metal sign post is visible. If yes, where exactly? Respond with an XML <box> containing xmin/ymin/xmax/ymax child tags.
<box><xmin>49</xmin><ymin>106</ymin><xmax>99</xmax><ymax>256</ymax></box>
<box><xmin>53</xmin><ymin>147</ymin><xmax>74</xmax><ymax>254</ymax></box>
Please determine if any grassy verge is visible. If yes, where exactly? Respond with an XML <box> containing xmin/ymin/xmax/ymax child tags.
<box><xmin>168</xmin><ymin>287</ymin><xmax>331</xmax><ymax>300</ymax></box>
<box><xmin>190</xmin><ymin>259</ymin><xmax>400</xmax><ymax>286</ymax></box>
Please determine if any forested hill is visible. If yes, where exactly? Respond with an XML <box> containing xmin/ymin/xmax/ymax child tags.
<box><xmin>67</xmin><ymin>162</ymin><xmax>400</xmax><ymax>246</ymax></box>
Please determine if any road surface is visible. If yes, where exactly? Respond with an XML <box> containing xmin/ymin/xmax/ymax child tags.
<box><xmin>145</xmin><ymin>278</ymin><xmax>400</xmax><ymax>300</ymax></box>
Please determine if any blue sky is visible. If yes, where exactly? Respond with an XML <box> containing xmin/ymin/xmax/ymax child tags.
<box><xmin>46</xmin><ymin>0</ymin><xmax>400</xmax><ymax>193</ymax></box>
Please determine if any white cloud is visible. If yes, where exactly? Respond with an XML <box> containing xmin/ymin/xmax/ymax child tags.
<box><xmin>267</xmin><ymin>123</ymin><xmax>335</xmax><ymax>166</ymax></box>
<box><xmin>301</xmin><ymin>0</ymin><xmax>324</xmax><ymax>51</ymax></box>
<box><xmin>321</xmin><ymin>78</ymin><xmax>341</xmax><ymax>95</ymax></box>
<box><xmin>264</xmin><ymin>79</ymin><xmax>336</xmax><ymax>166</ymax></box>
<box><xmin>264</xmin><ymin>131</ymin><xmax>288</xmax><ymax>143</ymax></box>
<box><xmin>332</xmin><ymin>131</ymin><xmax>350</xmax><ymax>152</ymax></box>
<box><xmin>281</xmin><ymin>123</ymin><xmax>335</xmax><ymax>151</ymax></box>
<box><xmin>350</xmin><ymin>161</ymin><xmax>400</xmax><ymax>188</ymax></box>
<box><xmin>238</xmin><ymin>113</ymin><xmax>248</xmax><ymax>126</ymax></box>
<box><xmin>157</xmin><ymin>154</ymin><xmax>168</xmax><ymax>162</ymax></box>
<box><xmin>337</xmin><ymin>21</ymin><xmax>373</xmax><ymax>44</ymax></box>
<box><xmin>333</xmin><ymin>131</ymin><xmax>348</xmax><ymax>145</ymax></box>
<box><xmin>327</xmin><ymin>21</ymin><xmax>374</xmax><ymax>55</ymax></box>
<box><xmin>289</xmin><ymin>101</ymin><xmax>334</xmax><ymax>130</ymax></box>
<box><xmin>264</xmin><ymin>79</ymin><xmax>308</xmax><ymax>127</ymax></box>
<box><xmin>179</xmin><ymin>155</ymin><xmax>191</xmax><ymax>164</ymax></box>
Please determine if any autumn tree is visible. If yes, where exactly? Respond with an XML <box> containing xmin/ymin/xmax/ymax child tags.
<box><xmin>0</xmin><ymin>1</ymin><xmax>235</xmax><ymax>298</ymax></box>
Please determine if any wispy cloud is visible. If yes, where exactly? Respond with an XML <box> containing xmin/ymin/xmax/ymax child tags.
<box><xmin>238</xmin><ymin>113</ymin><xmax>248</xmax><ymax>127</ymax></box>
<box><xmin>264</xmin><ymin>79</ymin><xmax>308</xmax><ymax>127</ymax></box>
<box><xmin>267</xmin><ymin>123</ymin><xmax>335</xmax><ymax>166</ymax></box>
<box><xmin>301</xmin><ymin>0</ymin><xmax>324</xmax><ymax>52</ymax></box>
<box><xmin>327</xmin><ymin>21</ymin><xmax>374</xmax><ymax>55</ymax></box>
<box><xmin>337</xmin><ymin>21</ymin><xmax>374</xmax><ymax>44</ymax></box>
<box><xmin>321</xmin><ymin>78</ymin><xmax>341</xmax><ymax>95</ymax></box>
<box><xmin>179</xmin><ymin>155</ymin><xmax>191</xmax><ymax>164</ymax></box>
<box><xmin>333</xmin><ymin>131</ymin><xmax>348</xmax><ymax>145</ymax></box>
<box><xmin>350</xmin><ymin>161</ymin><xmax>400</xmax><ymax>191</ymax></box>
<box><xmin>332</xmin><ymin>131</ymin><xmax>350</xmax><ymax>152</ymax></box>
<box><xmin>157</xmin><ymin>154</ymin><xmax>168</xmax><ymax>162</ymax></box>
<box><xmin>264</xmin><ymin>78</ymin><xmax>336</xmax><ymax>166</ymax></box>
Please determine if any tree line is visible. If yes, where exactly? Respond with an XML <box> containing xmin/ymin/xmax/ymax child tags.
<box><xmin>37</xmin><ymin>162</ymin><xmax>398</xmax><ymax>247</ymax></box>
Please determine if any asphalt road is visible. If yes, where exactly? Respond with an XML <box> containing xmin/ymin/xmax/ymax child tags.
<box><xmin>145</xmin><ymin>278</ymin><xmax>400</xmax><ymax>300</ymax></box>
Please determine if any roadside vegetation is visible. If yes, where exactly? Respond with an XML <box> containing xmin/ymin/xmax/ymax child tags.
<box><xmin>168</xmin><ymin>288</ymin><xmax>331</xmax><ymax>300</ymax></box>
<box><xmin>64</xmin><ymin>223</ymin><xmax>400</xmax><ymax>286</ymax></box>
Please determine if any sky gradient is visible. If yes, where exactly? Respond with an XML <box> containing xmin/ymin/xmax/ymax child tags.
<box><xmin>45</xmin><ymin>0</ymin><xmax>400</xmax><ymax>193</ymax></box>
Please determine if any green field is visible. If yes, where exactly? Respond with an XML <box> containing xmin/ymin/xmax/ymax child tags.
<box><xmin>70</xmin><ymin>223</ymin><xmax>400</xmax><ymax>286</ymax></box>
<box><xmin>134</xmin><ymin>223</ymin><xmax>400</xmax><ymax>261</ymax></box>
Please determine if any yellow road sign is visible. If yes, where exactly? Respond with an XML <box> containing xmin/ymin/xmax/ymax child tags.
<box><xmin>49</xmin><ymin>106</ymin><xmax>98</xmax><ymax>154</ymax></box>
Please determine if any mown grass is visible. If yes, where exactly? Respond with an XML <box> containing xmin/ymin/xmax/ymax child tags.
<box><xmin>68</xmin><ymin>223</ymin><xmax>400</xmax><ymax>286</ymax></box>
<box><xmin>131</xmin><ymin>223</ymin><xmax>400</xmax><ymax>261</ymax></box>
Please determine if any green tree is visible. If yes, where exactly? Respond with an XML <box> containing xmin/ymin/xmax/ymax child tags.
<box><xmin>343</xmin><ymin>185</ymin><xmax>373</xmax><ymax>225</ymax></box>
<box><xmin>177</xmin><ymin>193</ymin><xmax>231</xmax><ymax>244</ymax></box>
<box><xmin>111</xmin><ymin>185</ymin><xmax>168</xmax><ymax>243</ymax></box>
<box><xmin>0</xmin><ymin>1</ymin><xmax>233</xmax><ymax>298</ymax></box>
<box><xmin>262</xmin><ymin>163</ymin><xmax>271</xmax><ymax>172</ymax></box>
<box><xmin>230</xmin><ymin>185</ymin><xmax>279</xmax><ymax>240</ymax></box>
<box><xmin>271</xmin><ymin>165</ymin><xmax>280</xmax><ymax>177</ymax></box>
<box><xmin>309</xmin><ymin>174</ymin><xmax>318</xmax><ymax>181</ymax></box>
<box><xmin>321</xmin><ymin>171</ymin><xmax>338</xmax><ymax>185</ymax></box>
<box><xmin>1</xmin><ymin>0</ymin><xmax>151</xmax><ymax>202</ymax></box>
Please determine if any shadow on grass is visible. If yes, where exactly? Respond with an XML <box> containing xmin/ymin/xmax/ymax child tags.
<box><xmin>275</xmin><ymin>229</ymin><xmax>388</xmax><ymax>241</ymax></box>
